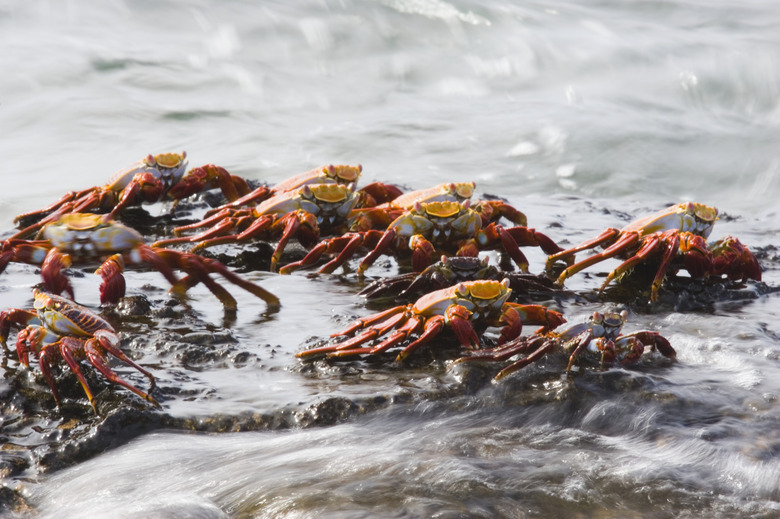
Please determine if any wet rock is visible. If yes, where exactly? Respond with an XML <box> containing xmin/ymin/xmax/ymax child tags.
<box><xmin>0</xmin><ymin>485</ymin><xmax>33</xmax><ymax>516</ymax></box>
<box><xmin>296</xmin><ymin>397</ymin><xmax>360</xmax><ymax>427</ymax></box>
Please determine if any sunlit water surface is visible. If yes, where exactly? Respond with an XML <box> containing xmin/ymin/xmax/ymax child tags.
<box><xmin>1</xmin><ymin>1</ymin><xmax>780</xmax><ymax>517</ymax></box>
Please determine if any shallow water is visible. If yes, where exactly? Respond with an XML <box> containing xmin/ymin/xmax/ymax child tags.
<box><xmin>1</xmin><ymin>0</ymin><xmax>780</xmax><ymax>517</ymax></box>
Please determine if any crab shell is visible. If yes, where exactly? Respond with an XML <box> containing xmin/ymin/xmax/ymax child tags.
<box><xmin>105</xmin><ymin>151</ymin><xmax>189</xmax><ymax>193</ymax></box>
<box><xmin>559</xmin><ymin>310</ymin><xmax>627</xmax><ymax>352</ymax></box>
<box><xmin>254</xmin><ymin>183</ymin><xmax>361</xmax><ymax>226</ymax></box>
<box><xmin>624</xmin><ymin>202</ymin><xmax>718</xmax><ymax>238</ymax></box>
<box><xmin>412</xmin><ymin>278</ymin><xmax>513</xmax><ymax>320</ymax></box>
<box><xmin>391</xmin><ymin>200</ymin><xmax>482</xmax><ymax>245</ymax></box>
<box><xmin>271</xmin><ymin>164</ymin><xmax>362</xmax><ymax>193</ymax></box>
<box><xmin>387</xmin><ymin>182</ymin><xmax>476</xmax><ymax>209</ymax></box>
<box><xmin>39</xmin><ymin>213</ymin><xmax>145</xmax><ymax>259</ymax></box>
<box><xmin>32</xmin><ymin>288</ymin><xmax>115</xmax><ymax>338</ymax></box>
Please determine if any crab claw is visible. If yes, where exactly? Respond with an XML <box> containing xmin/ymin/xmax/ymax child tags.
<box><xmin>95</xmin><ymin>254</ymin><xmax>128</xmax><ymax>305</ymax></box>
<box><xmin>709</xmin><ymin>236</ymin><xmax>762</xmax><ymax>282</ymax></box>
<box><xmin>446</xmin><ymin>303</ymin><xmax>478</xmax><ymax>349</ymax></box>
<box><xmin>678</xmin><ymin>233</ymin><xmax>712</xmax><ymax>279</ymax></box>
<box><xmin>594</xmin><ymin>337</ymin><xmax>618</xmax><ymax>366</ymax></box>
<box><xmin>166</xmin><ymin>164</ymin><xmax>251</xmax><ymax>203</ymax></box>
<box><xmin>41</xmin><ymin>249</ymin><xmax>75</xmax><ymax>300</ymax></box>
<box><xmin>510</xmin><ymin>303</ymin><xmax>566</xmax><ymax>335</ymax></box>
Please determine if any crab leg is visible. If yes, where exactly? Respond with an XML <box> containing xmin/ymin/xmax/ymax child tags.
<box><xmin>394</xmin><ymin>315</ymin><xmax>446</xmax><ymax>362</ymax></box>
<box><xmin>494</xmin><ymin>340</ymin><xmax>560</xmax><ymax>381</ymax></box>
<box><xmin>594</xmin><ymin>232</ymin><xmax>670</xmax><ymax>298</ymax></box>
<box><xmin>357</xmin><ymin>228</ymin><xmax>399</xmax><ymax>276</ymax></box>
<box><xmin>83</xmin><ymin>335</ymin><xmax>160</xmax><ymax>408</ymax></box>
<box><xmin>37</xmin><ymin>344</ymin><xmax>69</xmax><ymax>409</ymax></box>
<box><xmin>174</xmin><ymin>208</ymin><xmax>255</xmax><ymax>236</ymax></box>
<box><xmin>50</xmin><ymin>338</ymin><xmax>99</xmax><ymax>412</ymax></box>
<box><xmin>156</xmin><ymin>250</ymin><xmax>280</xmax><ymax>311</ymax></box>
<box><xmin>13</xmin><ymin>187</ymin><xmax>98</xmax><ymax>228</ymax></box>
<box><xmin>269</xmin><ymin>211</ymin><xmax>319</xmax><ymax>271</ymax></box>
<box><xmin>329</xmin><ymin>315</ymin><xmax>424</xmax><ymax>359</ymax></box>
<box><xmin>313</xmin><ymin>231</ymin><xmax>383</xmax><ymax>275</ymax></box>
<box><xmin>545</xmin><ymin>227</ymin><xmax>622</xmax><ymax>272</ymax></box>
<box><xmin>296</xmin><ymin>307</ymin><xmax>410</xmax><ymax>358</ymax></box>
<box><xmin>555</xmin><ymin>231</ymin><xmax>641</xmax><ymax>285</ymax></box>
<box><xmin>563</xmin><ymin>329</ymin><xmax>598</xmax><ymax>371</ymax></box>
<box><xmin>453</xmin><ymin>336</ymin><xmax>549</xmax><ymax>365</ymax></box>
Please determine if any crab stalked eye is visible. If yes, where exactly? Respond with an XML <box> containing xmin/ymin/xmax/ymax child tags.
<box><xmin>603</xmin><ymin>312</ymin><xmax>624</xmax><ymax>327</ymax></box>
<box><xmin>301</xmin><ymin>185</ymin><xmax>313</xmax><ymax>199</ymax></box>
<box><xmin>455</xmin><ymin>182</ymin><xmax>475</xmax><ymax>198</ymax></box>
<box><xmin>328</xmin><ymin>164</ymin><xmax>361</xmax><ymax>182</ymax></box>
<box><xmin>692</xmin><ymin>203</ymin><xmax>718</xmax><ymax>223</ymax></box>
<box><xmin>591</xmin><ymin>312</ymin><xmax>603</xmax><ymax>324</ymax></box>
<box><xmin>501</xmin><ymin>278</ymin><xmax>510</xmax><ymax>288</ymax></box>
<box><xmin>455</xmin><ymin>282</ymin><xmax>468</xmax><ymax>297</ymax></box>
<box><xmin>154</xmin><ymin>152</ymin><xmax>185</xmax><ymax>169</ymax></box>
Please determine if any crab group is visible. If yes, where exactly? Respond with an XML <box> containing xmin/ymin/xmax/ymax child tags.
<box><xmin>0</xmin><ymin>151</ymin><xmax>766</xmax><ymax>412</ymax></box>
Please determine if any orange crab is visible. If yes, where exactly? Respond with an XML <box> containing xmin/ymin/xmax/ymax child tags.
<box><xmin>12</xmin><ymin>151</ymin><xmax>252</xmax><ymax>238</ymax></box>
<box><xmin>455</xmin><ymin>310</ymin><xmax>676</xmax><ymax>380</ymax></box>
<box><xmin>154</xmin><ymin>183</ymin><xmax>372</xmax><ymax>272</ymax></box>
<box><xmin>0</xmin><ymin>213</ymin><xmax>279</xmax><ymax>310</ymax></box>
<box><xmin>203</xmin><ymin>164</ymin><xmax>403</xmax><ymax>214</ymax></box>
<box><xmin>358</xmin><ymin>255</ymin><xmax>560</xmax><ymax>303</ymax></box>
<box><xmin>545</xmin><ymin>202</ymin><xmax>761</xmax><ymax>301</ymax></box>
<box><xmin>351</xmin><ymin>181</ymin><xmax>528</xmax><ymax>230</ymax></box>
<box><xmin>296</xmin><ymin>279</ymin><xmax>564</xmax><ymax>362</ymax></box>
<box><xmin>0</xmin><ymin>289</ymin><xmax>159</xmax><ymax>413</ymax></box>
<box><xmin>280</xmin><ymin>200</ymin><xmax>563</xmax><ymax>275</ymax></box>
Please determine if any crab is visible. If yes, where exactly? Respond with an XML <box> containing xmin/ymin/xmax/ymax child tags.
<box><xmin>358</xmin><ymin>255</ymin><xmax>561</xmax><ymax>303</ymax></box>
<box><xmin>12</xmin><ymin>151</ymin><xmax>252</xmax><ymax>238</ymax></box>
<box><xmin>154</xmin><ymin>183</ymin><xmax>369</xmax><ymax>272</ymax></box>
<box><xmin>0</xmin><ymin>289</ymin><xmax>159</xmax><ymax>413</ymax></box>
<box><xmin>545</xmin><ymin>202</ymin><xmax>761</xmax><ymax>302</ymax></box>
<box><xmin>204</xmin><ymin>164</ymin><xmax>403</xmax><ymax>214</ymax></box>
<box><xmin>296</xmin><ymin>279</ymin><xmax>565</xmax><ymax>362</ymax></box>
<box><xmin>280</xmin><ymin>200</ymin><xmax>564</xmax><ymax>275</ymax></box>
<box><xmin>454</xmin><ymin>310</ymin><xmax>676</xmax><ymax>380</ymax></box>
<box><xmin>351</xmin><ymin>181</ymin><xmax>528</xmax><ymax>230</ymax></box>
<box><xmin>0</xmin><ymin>213</ymin><xmax>280</xmax><ymax>311</ymax></box>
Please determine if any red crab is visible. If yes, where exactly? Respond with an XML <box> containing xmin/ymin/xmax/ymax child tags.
<box><xmin>455</xmin><ymin>310</ymin><xmax>676</xmax><ymax>380</ymax></box>
<box><xmin>545</xmin><ymin>202</ymin><xmax>761</xmax><ymax>301</ymax></box>
<box><xmin>0</xmin><ymin>289</ymin><xmax>159</xmax><ymax>413</ymax></box>
<box><xmin>0</xmin><ymin>213</ymin><xmax>280</xmax><ymax>310</ymax></box>
<box><xmin>297</xmin><ymin>279</ymin><xmax>564</xmax><ymax>362</ymax></box>
<box><xmin>12</xmin><ymin>151</ymin><xmax>252</xmax><ymax>238</ymax></box>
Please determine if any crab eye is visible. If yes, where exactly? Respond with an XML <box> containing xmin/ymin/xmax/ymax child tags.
<box><xmin>456</xmin><ymin>182</ymin><xmax>475</xmax><ymax>198</ymax></box>
<box><xmin>591</xmin><ymin>312</ymin><xmax>603</xmax><ymax>324</ymax></box>
<box><xmin>501</xmin><ymin>278</ymin><xmax>510</xmax><ymax>288</ymax></box>
<box><xmin>455</xmin><ymin>283</ymin><xmax>468</xmax><ymax>297</ymax></box>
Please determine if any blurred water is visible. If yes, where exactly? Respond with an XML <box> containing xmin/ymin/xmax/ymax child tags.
<box><xmin>1</xmin><ymin>0</ymin><xmax>780</xmax><ymax>517</ymax></box>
